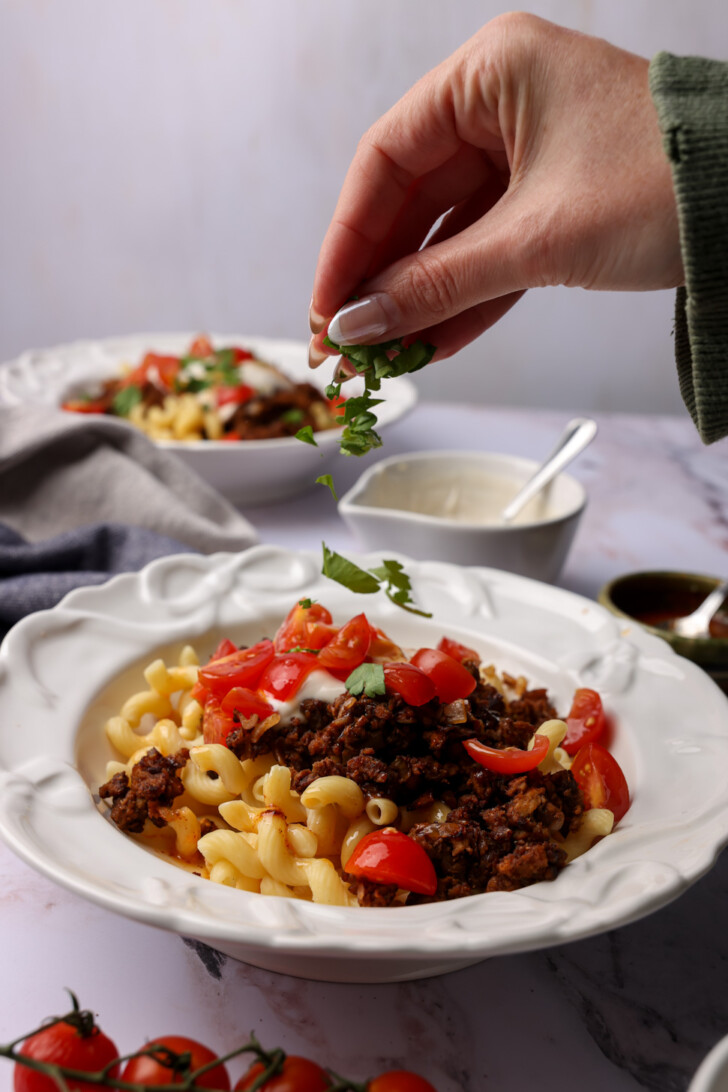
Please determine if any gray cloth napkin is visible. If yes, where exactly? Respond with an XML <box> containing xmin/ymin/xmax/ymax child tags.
<box><xmin>0</xmin><ymin>405</ymin><xmax>258</xmax><ymax>552</ymax></box>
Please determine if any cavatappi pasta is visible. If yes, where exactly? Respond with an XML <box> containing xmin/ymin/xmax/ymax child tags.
<box><xmin>97</xmin><ymin>604</ymin><xmax>628</xmax><ymax>907</ymax></box>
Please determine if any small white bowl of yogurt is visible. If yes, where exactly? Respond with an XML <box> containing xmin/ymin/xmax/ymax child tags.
<box><xmin>338</xmin><ymin>450</ymin><xmax>587</xmax><ymax>583</ymax></box>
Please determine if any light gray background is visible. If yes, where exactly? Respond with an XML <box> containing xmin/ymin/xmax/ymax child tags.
<box><xmin>1</xmin><ymin>1</ymin><xmax>726</xmax><ymax>415</ymax></box>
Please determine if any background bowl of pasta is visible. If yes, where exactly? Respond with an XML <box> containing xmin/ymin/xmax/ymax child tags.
<box><xmin>0</xmin><ymin>333</ymin><xmax>418</xmax><ymax>507</ymax></box>
<box><xmin>1</xmin><ymin>546</ymin><xmax>728</xmax><ymax>984</ymax></box>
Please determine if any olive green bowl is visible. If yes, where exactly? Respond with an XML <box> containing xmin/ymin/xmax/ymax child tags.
<box><xmin>598</xmin><ymin>571</ymin><xmax>728</xmax><ymax>694</ymax></box>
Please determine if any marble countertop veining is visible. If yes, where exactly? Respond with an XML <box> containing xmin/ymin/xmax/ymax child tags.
<box><xmin>1</xmin><ymin>404</ymin><xmax>727</xmax><ymax>1092</ymax></box>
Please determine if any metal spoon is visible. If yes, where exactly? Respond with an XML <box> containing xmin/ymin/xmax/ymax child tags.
<box><xmin>662</xmin><ymin>581</ymin><xmax>728</xmax><ymax>638</ymax></box>
<box><xmin>501</xmin><ymin>417</ymin><xmax>598</xmax><ymax>523</ymax></box>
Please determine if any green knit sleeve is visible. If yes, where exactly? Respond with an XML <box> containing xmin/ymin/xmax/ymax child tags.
<box><xmin>649</xmin><ymin>52</ymin><xmax>728</xmax><ymax>444</ymax></box>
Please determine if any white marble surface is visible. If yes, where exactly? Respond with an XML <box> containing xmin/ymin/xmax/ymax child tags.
<box><xmin>1</xmin><ymin>404</ymin><xmax>727</xmax><ymax>1092</ymax></box>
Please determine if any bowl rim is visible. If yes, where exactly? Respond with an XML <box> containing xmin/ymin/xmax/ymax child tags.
<box><xmin>598</xmin><ymin>569</ymin><xmax>728</xmax><ymax>650</ymax></box>
<box><xmin>338</xmin><ymin>448</ymin><xmax>587</xmax><ymax>533</ymax></box>
<box><xmin>689</xmin><ymin>1032</ymin><xmax>728</xmax><ymax>1092</ymax></box>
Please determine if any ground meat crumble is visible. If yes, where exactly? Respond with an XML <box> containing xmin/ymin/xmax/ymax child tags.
<box><xmin>99</xmin><ymin>747</ymin><xmax>189</xmax><ymax>834</ymax></box>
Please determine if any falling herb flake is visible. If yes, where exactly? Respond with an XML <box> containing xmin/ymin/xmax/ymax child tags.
<box><xmin>321</xmin><ymin>543</ymin><xmax>432</xmax><ymax>617</ymax></box>
<box><xmin>316</xmin><ymin>474</ymin><xmax>338</xmax><ymax>500</ymax></box>
<box><xmin>295</xmin><ymin>425</ymin><xmax>317</xmax><ymax>447</ymax></box>
<box><xmin>345</xmin><ymin>662</ymin><xmax>386</xmax><ymax>698</ymax></box>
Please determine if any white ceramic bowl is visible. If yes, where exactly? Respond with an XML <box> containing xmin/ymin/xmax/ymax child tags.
<box><xmin>690</xmin><ymin>1035</ymin><xmax>728</xmax><ymax>1092</ymax></box>
<box><xmin>1</xmin><ymin>547</ymin><xmax>728</xmax><ymax>984</ymax></box>
<box><xmin>0</xmin><ymin>333</ymin><xmax>417</xmax><ymax>507</ymax></box>
<box><xmin>338</xmin><ymin>450</ymin><xmax>586</xmax><ymax>583</ymax></box>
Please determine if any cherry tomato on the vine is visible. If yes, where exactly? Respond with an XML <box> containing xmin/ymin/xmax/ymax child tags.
<box><xmin>368</xmin><ymin>1071</ymin><xmax>438</xmax><ymax>1092</ymax></box>
<box><xmin>14</xmin><ymin>1017</ymin><xmax>120</xmax><ymax>1092</ymax></box>
<box><xmin>235</xmin><ymin>1055</ymin><xmax>331</xmax><ymax>1091</ymax></box>
<box><xmin>346</xmin><ymin>828</ymin><xmax>438</xmax><ymax>895</ymax></box>
<box><xmin>571</xmin><ymin>742</ymin><xmax>630</xmax><ymax>823</ymax></box>
<box><xmin>121</xmin><ymin>1035</ymin><xmax>230</xmax><ymax>1089</ymax></box>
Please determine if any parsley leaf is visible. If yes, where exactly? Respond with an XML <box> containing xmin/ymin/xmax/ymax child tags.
<box><xmin>321</xmin><ymin>544</ymin><xmax>381</xmax><ymax>594</ymax></box>
<box><xmin>369</xmin><ymin>559</ymin><xmax>433</xmax><ymax>617</ymax></box>
<box><xmin>321</xmin><ymin>543</ymin><xmax>432</xmax><ymax>617</ymax></box>
<box><xmin>281</xmin><ymin>408</ymin><xmax>305</xmax><ymax>425</ymax></box>
<box><xmin>316</xmin><ymin>474</ymin><xmax>338</xmax><ymax>500</ymax></box>
<box><xmin>112</xmin><ymin>385</ymin><xmax>143</xmax><ymax>417</ymax></box>
<box><xmin>295</xmin><ymin>425</ymin><xmax>317</xmax><ymax>447</ymax></box>
<box><xmin>298</xmin><ymin>598</ymin><xmax>314</xmax><ymax>608</ymax></box>
<box><xmin>345</xmin><ymin>662</ymin><xmax>386</xmax><ymax>699</ymax></box>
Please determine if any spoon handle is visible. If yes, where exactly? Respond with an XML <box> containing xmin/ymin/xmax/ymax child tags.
<box><xmin>670</xmin><ymin>580</ymin><xmax>728</xmax><ymax>637</ymax></box>
<box><xmin>501</xmin><ymin>418</ymin><xmax>598</xmax><ymax>523</ymax></box>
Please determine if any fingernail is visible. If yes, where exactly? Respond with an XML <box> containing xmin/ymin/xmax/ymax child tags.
<box><xmin>309</xmin><ymin>300</ymin><xmax>326</xmax><ymax>335</ymax></box>
<box><xmin>308</xmin><ymin>339</ymin><xmax>328</xmax><ymax>369</ymax></box>
<box><xmin>328</xmin><ymin>293</ymin><xmax>397</xmax><ymax>346</ymax></box>
<box><xmin>334</xmin><ymin>356</ymin><xmax>358</xmax><ymax>383</ymax></box>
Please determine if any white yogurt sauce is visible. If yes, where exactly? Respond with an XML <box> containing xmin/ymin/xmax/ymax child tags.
<box><xmin>265</xmin><ymin>668</ymin><xmax>347</xmax><ymax>722</ymax></box>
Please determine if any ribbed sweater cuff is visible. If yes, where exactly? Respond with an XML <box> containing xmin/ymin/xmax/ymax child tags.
<box><xmin>649</xmin><ymin>52</ymin><xmax>728</xmax><ymax>444</ymax></box>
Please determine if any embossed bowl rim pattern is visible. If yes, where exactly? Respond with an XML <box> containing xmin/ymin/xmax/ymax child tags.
<box><xmin>1</xmin><ymin>547</ymin><xmax>728</xmax><ymax>971</ymax></box>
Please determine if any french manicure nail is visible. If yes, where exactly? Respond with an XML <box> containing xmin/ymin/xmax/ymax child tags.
<box><xmin>327</xmin><ymin>293</ymin><xmax>397</xmax><ymax>346</ymax></box>
<box><xmin>309</xmin><ymin>300</ymin><xmax>326</xmax><ymax>335</ymax></box>
<box><xmin>308</xmin><ymin>339</ymin><xmax>328</xmax><ymax>369</ymax></box>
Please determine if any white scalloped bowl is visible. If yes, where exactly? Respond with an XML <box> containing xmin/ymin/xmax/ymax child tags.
<box><xmin>0</xmin><ymin>334</ymin><xmax>417</xmax><ymax>507</ymax></box>
<box><xmin>1</xmin><ymin>547</ymin><xmax>728</xmax><ymax>983</ymax></box>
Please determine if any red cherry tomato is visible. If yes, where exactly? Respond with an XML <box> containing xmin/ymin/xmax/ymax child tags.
<box><xmin>216</xmin><ymin>384</ymin><xmax>254</xmax><ymax>407</ymax></box>
<box><xmin>209</xmin><ymin>638</ymin><xmax>238</xmax><ymax>662</ymax></box>
<box><xmin>15</xmin><ymin>1017</ymin><xmax>120</xmax><ymax>1092</ymax></box>
<box><xmin>188</xmin><ymin>335</ymin><xmax>215</xmax><ymax>358</ymax></box>
<box><xmin>463</xmin><ymin>733</ymin><xmax>550</xmax><ymax>773</ymax></box>
<box><xmin>410</xmin><ymin>649</ymin><xmax>477</xmax><ymax>703</ymax></box>
<box><xmin>383</xmin><ymin>662</ymin><xmax>436</xmax><ymax>706</ymax></box>
<box><xmin>346</xmin><ymin>828</ymin><xmax>437</xmax><ymax>896</ymax></box>
<box><xmin>198</xmin><ymin>640</ymin><xmax>275</xmax><ymax>699</ymax></box>
<box><xmin>121</xmin><ymin>1036</ymin><xmax>229</xmax><ymax>1089</ymax></box>
<box><xmin>259</xmin><ymin>652</ymin><xmax>319</xmax><ymax>701</ymax></box>
<box><xmin>274</xmin><ymin>602</ymin><xmax>335</xmax><ymax>653</ymax></box>
<box><xmin>562</xmin><ymin>688</ymin><xmax>606</xmax><ymax>755</ymax></box>
<box><xmin>61</xmin><ymin>399</ymin><xmax>108</xmax><ymax>415</ymax></box>
<box><xmin>368</xmin><ymin>1072</ymin><xmax>438</xmax><ymax>1092</ymax></box>
<box><xmin>202</xmin><ymin>694</ymin><xmax>237</xmax><ymax>745</ymax></box>
<box><xmin>235</xmin><ymin>1055</ymin><xmax>330</xmax><ymax>1091</ymax></box>
<box><xmin>231</xmin><ymin>346</ymin><xmax>254</xmax><ymax>362</ymax></box>
<box><xmin>571</xmin><ymin>743</ymin><xmax>630</xmax><ymax>823</ymax></box>
<box><xmin>220</xmin><ymin>432</ymin><xmax>242</xmax><ymax>442</ymax></box>
<box><xmin>437</xmin><ymin>636</ymin><xmax>480</xmax><ymax>665</ymax></box>
<box><xmin>126</xmin><ymin>352</ymin><xmax>181</xmax><ymax>389</ymax></box>
<box><xmin>220</xmin><ymin>686</ymin><xmax>274</xmax><ymax>722</ymax></box>
<box><xmin>318</xmin><ymin>613</ymin><xmax>371</xmax><ymax>672</ymax></box>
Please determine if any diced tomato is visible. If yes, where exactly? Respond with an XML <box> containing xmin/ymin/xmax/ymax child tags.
<box><xmin>383</xmin><ymin>662</ymin><xmax>436</xmax><ymax>706</ymax></box>
<box><xmin>202</xmin><ymin>694</ymin><xmax>237</xmax><ymax>745</ymax></box>
<box><xmin>437</xmin><ymin>636</ymin><xmax>480</xmax><ymax>665</ymax></box>
<box><xmin>562</xmin><ymin>688</ymin><xmax>606</xmax><ymax>755</ymax></box>
<box><xmin>198</xmin><ymin>639</ymin><xmax>275</xmax><ymax>699</ymax></box>
<box><xmin>220</xmin><ymin>432</ymin><xmax>242</xmax><ymax>442</ymax></box>
<box><xmin>410</xmin><ymin>648</ymin><xmax>477</xmax><ymax>703</ymax></box>
<box><xmin>125</xmin><ymin>352</ymin><xmax>181</xmax><ymax>389</ymax></box>
<box><xmin>190</xmin><ymin>680</ymin><xmax>208</xmax><ymax>703</ymax></box>
<box><xmin>345</xmin><ymin>828</ymin><xmax>437</xmax><ymax>896</ymax></box>
<box><xmin>317</xmin><ymin>613</ymin><xmax>371</xmax><ymax>672</ymax></box>
<box><xmin>209</xmin><ymin>638</ymin><xmax>238</xmax><ymax>662</ymax></box>
<box><xmin>188</xmin><ymin>335</ymin><xmax>214</xmax><ymax>358</ymax></box>
<box><xmin>274</xmin><ymin>601</ymin><xmax>334</xmax><ymax>653</ymax></box>
<box><xmin>230</xmin><ymin>346</ymin><xmax>254</xmax><ymax>362</ymax></box>
<box><xmin>463</xmin><ymin>733</ymin><xmax>550</xmax><ymax>773</ymax></box>
<box><xmin>327</xmin><ymin>392</ymin><xmax>347</xmax><ymax>415</ymax></box>
<box><xmin>61</xmin><ymin>399</ymin><xmax>108</xmax><ymax>414</ymax></box>
<box><xmin>258</xmin><ymin>651</ymin><xmax>319</xmax><ymax>701</ymax></box>
<box><xmin>216</xmin><ymin>384</ymin><xmax>254</xmax><ymax>407</ymax></box>
<box><xmin>571</xmin><ymin>743</ymin><xmax>630</xmax><ymax>823</ymax></box>
<box><xmin>220</xmin><ymin>687</ymin><xmax>274</xmax><ymax>722</ymax></box>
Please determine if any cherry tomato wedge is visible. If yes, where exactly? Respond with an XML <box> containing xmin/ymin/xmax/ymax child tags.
<box><xmin>410</xmin><ymin>649</ymin><xmax>476</xmax><ymax>703</ymax></box>
<box><xmin>274</xmin><ymin>602</ymin><xmax>334</xmax><ymax>653</ymax></box>
<box><xmin>188</xmin><ymin>335</ymin><xmax>214</xmax><ymax>358</ymax></box>
<box><xmin>220</xmin><ymin>687</ymin><xmax>275</xmax><ymax>722</ymax></box>
<box><xmin>61</xmin><ymin>399</ymin><xmax>108</xmax><ymax>414</ymax></box>
<box><xmin>463</xmin><ymin>733</ymin><xmax>550</xmax><ymax>773</ymax></box>
<box><xmin>383</xmin><ymin>662</ymin><xmax>436</xmax><ymax>706</ymax></box>
<box><xmin>121</xmin><ymin>1035</ymin><xmax>230</xmax><ymax>1089</ymax></box>
<box><xmin>202</xmin><ymin>695</ymin><xmax>237</xmax><ymax>745</ymax></box>
<box><xmin>209</xmin><ymin>638</ymin><xmax>238</xmax><ymax>661</ymax></box>
<box><xmin>15</xmin><ymin>1019</ymin><xmax>120</xmax><ymax>1092</ymax></box>
<box><xmin>235</xmin><ymin>1056</ymin><xmax>330</xmax><ymax>1091</ymax></box>
<box><xmin>437</xmin><ymin>636</ymin><xmax>480</xmax><ymax>665</ymax></box>
<box><xmin>317</xmin><ymin>613</ymin><xmax>371</xmax><ymax>672</ymax></box>
<box><xmin>368</xmin><ymin>1073</ymin><xmax>438</xmax><ymax>1092</ymax></box>
<box><xmin>216</xmin><ymin>384</ymin><xmax>254</xmax><ymax>407</ymax></box>
<box><xmin>346</xmin><ymin>828</ymin><xmax>437</xmax><ymax>896</ymax></box>
<box><xmin>562</xmin><ymin>688</ymin><xmax>606</xmax><ymax>755</ymax></box>
<box><xmin>230</xmin><ymin>346</ymin><xmax>254</xmax><ymax>363</ymax></box>
<box><xmin>198</xmin><ymin>640</ymin><xmax>275</xmax><ymax>698</ymax></box>
<box><xmin>571</xmin><ymin>742</ymin><xmax>630</xmax><ymax>823</ymax></box>
<box><xmin>258</xmin><ymin>652</ymin><xmax>319</xmax><ymax>701</ymax></box>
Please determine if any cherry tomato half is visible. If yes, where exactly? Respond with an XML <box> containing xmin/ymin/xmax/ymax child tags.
<box><xmin>121</xmin><ymin>1036</ymin><xmax>229</xmax><ymax>1089</ymax></box>
<box><xmin>230</xmin><ymin>346</ymin><xmax>254</xmax><ymax>363</ymax></box>
<box><xmin>15</xmin><ymin>1018</ymin><xmax>120</xmax><ymax>1092</ymax></box>
<box><xmin>368</xmin><ymin>1072</ymin><xmax>438</xmax><ymax>1092</ymax></box>
<box><xmin>220</xmin><ymin>686</ymin><xmax>274</xmax><ymax>723</ymax></box>
<box><xmin>437</xmin><ymin>636</ymin><xmax>480</xmax><ymax>665</ymax></box>
<box><xmin>383</xmin><ymin>662</ymin><xmax>436</xmax><ymax>706</ymax></box>
<box><xmin>562</xmin><ymin>689</ymin><xmax>606</xmax><ymax>755</ymax></box>
<box><xmin>258</xmin><ymin>652</ymin><xmax>319</xmax><ymax>701</ymax></box>
<box><xmin>188</xmin><ymin>335</ymin><xmax>215</xmax><ymax>359</ymax></box>
<box><xmin>216</xmin><ymin>384</ymin><xmax>254</xmax><ymax>407</ymax></box>
<box><xmin>571</xmin><ymin>743</ymin><xmax>630</xmax><ymax>823</ymax></box>
<box><xmin>410</xmin><ymin>649</ymin><xmax>476</xmax><ymax>704</ymax></box>
<box><xmin>274</xmin><ymin>602</ymin><xmax>335</xmax><ymax>653</ymax></box>
<box><xmin>209</xmin><ymin>638</ymin><xmax>238</xmax><ymax>662</ymax></box>
<box><xmin>202</xmin><ymin>694</ymin><xmax>237</xmax><ymax>746</ymax></box>
<box><xmin>198</xmin><ymin>640</ymin><xmax>275</xmax><ymax>699</ymax></box>
<box><xmin>126</xmin><ymin>352</ymin><xmax>181</xmax><ymax>389</ymax></box>
<box><xmin>463</xmin><ymin>733</ymin><xmax>550</xmax><ymax>774</ymax></box>
<box><xmin>235</xmin><ymin>1055</ymin><xmax>330</xmax><ymax>1091</ymax></box>
<box><xmin>61</xmin><ymin>399</ymin><xmax>108</xmax><ymax>415</ymax></box>
<box><xmin>318</xmin><ymin>613</ymin><xmax>371</xmax><ymax>672</ymax></box>
<box><xmin>346</xmin><ymin>828</ymin><xmax>437</xmax><ymax>896</ymax></box>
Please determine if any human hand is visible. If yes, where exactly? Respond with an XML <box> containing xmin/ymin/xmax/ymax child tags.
<box><xmin>309</xmin><ymin>13</ymin><xmax>683</xmax><ymax>367</ymax></box>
